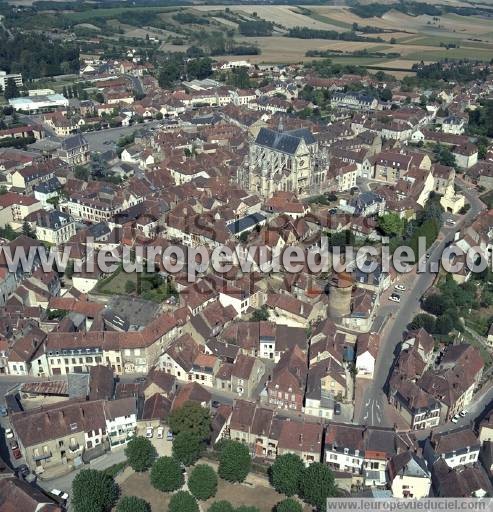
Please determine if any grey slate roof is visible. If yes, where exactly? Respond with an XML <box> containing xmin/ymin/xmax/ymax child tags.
<box><xmin>255</xmin><ymin>127</ymin><xmax>315</xmax><ymax>155</ymax></box>
<box><xmin>34</xmin><ymin>176</ymin><xmax>61</xmax><ymax>194</ymax></box>
<box><xmin>228</xmin><ymin>212</ymin><xmax>266</xmax><ymax>235</ymax></box>
<box><xmin>60</xmin><ymin>133</ymin><xmax>87</xmax><ymax>151</ymax></box>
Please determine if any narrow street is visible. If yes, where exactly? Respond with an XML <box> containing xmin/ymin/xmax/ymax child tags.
<box><xmin>356</xmin><ymin>184</ymin><xmax>486</xmax><ymax>427</ymax></box>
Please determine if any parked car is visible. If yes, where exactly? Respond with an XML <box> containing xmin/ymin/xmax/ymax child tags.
<box><xmin>389</xmin><ymin>293</ymin><xmax>401</xmax><ymax>303</ymax></box>
<box><xmin>9</xmin><ymin>439</ymin><xmax>18</xmax><ymax>450</ymax></box>
<box><xmin>50</xmin><ymin>489</ymin><xmax>69</xmax><ymax>502</ymax></box>
<box><xmin>459</xmin><ymin>409</ymin><xmax>468</xmax><ymax>417</ymax></box>
<box><xmin>334</xmin><ymin>403</ymin><xmax>341</xmax><ymax>415</ymax></box>
<box><xmin>146</xmin><ymin>426</ymin><xmax>153</xmax><ymax>438</ymax></box>
<box><xmin>212</xmin><ymin>400</ymin><xmax>220</xmax><ymax>409</ymax></box>
<box><xmin>0</xmin><ymin>406</ymin><xmax>7</xmax><ymax>417</ymax></box>
<box><xmin>12</xmin><ymin>447</ymin><xmax>21</xmax><ymax>459</ymax></box>
<box><xmin>446</xmin><ymin>218</ymin><xmax>456</xmax><ymax>226</ymax></box>
<box><xmin>157</xmin><ymin>427</ymin><xmax>164</xmax><ymax>439</ymax></box>
<box><xmin>166</xmin><ymin>431</ymin><xmax>173</xmax><ymax>442</ymax></box>
<box><xmin>395</xmin><ymin>284</ymin><xmax>406</xmax><ymax>292</ymax></box>
<box><xmin>5</xmin><ymin>428</ymin><xmax>14</xmax><ymax>439</ymax></box>
<box><xmin>451</xmin><ymin>414</ymin><xmax>460</xmax><ymax>424</ymax></box>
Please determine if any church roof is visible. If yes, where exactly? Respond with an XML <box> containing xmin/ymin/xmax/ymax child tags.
<box><xmin>255</xmin><ymin>127</ymin><xmax>315</xmax><ymax>155</ymax></box>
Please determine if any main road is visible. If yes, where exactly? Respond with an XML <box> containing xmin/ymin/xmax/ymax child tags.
<box><xmin>357</xmin><ymin>184</ymin><xmax>486</xmax><ymax>427</ymax></box>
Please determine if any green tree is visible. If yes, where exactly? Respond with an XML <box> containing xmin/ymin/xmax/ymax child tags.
<box><xmin>4</xmin><ymin>78</ymin><xmax>19</xmax><ymax>100</ymax></box>
<box><xmin>270</xmin><ymin>453</ymin><xmax>304</xmax><ymax>497</ymax></box>
<box><xmin>72</xmin><ymin>469</ymin><xmax>118</xmax><ymax>512</ymax></box>
<box><xmin>300</xmin><ymin>463</ymin><xmax>336</xmax><ymax>511</ymax></box>
<box><xmin>168</xmin><ymin>491</ymin><xmax>199</xmax><ymax>512</ymax></box>
<box><xmin>380</xmin><ymin>88</ymin><xmax>392</xmax><ymax>102</ymax></box>
<box><xmin>168</xmin><ymin>402</ymin><xmax>211</xmax><ymax>441</ymax></box>
<box><xmin>433</xmin><ymin>143</ymin><xmax>456</xmax><ymax>167</ymax></box>
<box><xmin>150</xmin><ymin>456</ymin><xmax>184</xmax><ymax>492</ymax></box>
<box><xmin>172</xmin><ymin>431</ymin><xmax>203</xmax><ymax>466</ymax></box>
<box><xmin>125</xmin><ymin>436</ymin><xmax>156</xmax><ymax>472</ymax></box>
<box><xmin>74</xmin><ymin>165</ymin><xmax>90</xmax><ymax>181</ymax></box>
<box><xmin>188</xmin><ymin>464</ymin><xmax>218</xmax><ymax>500</ymax></box>
<box><xmin>408</xmin><ymin>313</ymin><xmax>436</xmax><ymax>332</ymax></box>
<box><xmin>226</xmin><ymin>68</ymin><xmax>251</xmax><ymax>89</ymax></box>
<box><xmin>378</xmin><ymin>213</ymin><xmax>404</xmax><ymax>237</ymax></box>
<box><xmin>116</xmin><ymin>496</ymin><xmax>150</xmax><ymax>512</ymax></box>
<box><xmin>158</xmin><ymin>62</ymin><xmax>180</xmax><ymax>88</ymax></box>
<box><xmin>208</xmin><ymin>501</ymin><xmax>235</xmax><ymax>512</ymax></box>
<box><xmin>435</xmin><ymin>313</ymin><xmax>454</xmax><ymax>335</ymax></box>
<box><xmin>251</xmin><ymin>306</ymin><xmax>269</xmax><ymax>321</ymax></box>
<box><xmin>275</xmin><ymin>499</ymin><xmax>303</xmax><ymax>512</ymax></box>
<box><xmin>218</xmin><ymin>440</ymin><xmax>251</xmax><ymax>483</ymax></box>
<box><xmin>22</xmin><ymin>220</ymin><xmax>36</xmax><ymax>239</ymax></box>
<box><xmin>187</xmin><ymin>57</ymin><xmax>213</xmax><ymax>80</ymax></box>
<box><xmin>422</xmin><ymin>293</ymin><xmax>450</xmax><ymax>316</ymax></box>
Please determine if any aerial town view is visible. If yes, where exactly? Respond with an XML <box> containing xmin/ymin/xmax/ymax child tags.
<box><xmin>1</xmin><ymin>0</ymin><xmax>493</xmax><ymax>510</ymax></box>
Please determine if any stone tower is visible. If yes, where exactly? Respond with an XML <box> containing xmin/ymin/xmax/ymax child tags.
<box><xmin>328</xmin><ymin>271</ymin><xmax>353</xmax><ymax>320</ymax></box>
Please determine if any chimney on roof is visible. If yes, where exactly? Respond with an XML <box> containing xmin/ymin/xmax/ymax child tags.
<box><xmin>278</xmin><ymin>116</ymin><xmax>284</xmax><ymax>133</ymax></box>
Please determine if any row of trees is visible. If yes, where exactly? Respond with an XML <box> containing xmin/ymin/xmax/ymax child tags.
<box><xmin>73</xmin><ymin>401</ymin><xmax>338</xmax><ymax>512</ymax></box>
<box><xmin>287</xmin><ymin>26</ymin><xmax>384</xmax><ymax>43</ymax></box>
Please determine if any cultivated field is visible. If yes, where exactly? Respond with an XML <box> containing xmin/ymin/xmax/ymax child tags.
<box><xmin>24</xmin><ymin>1</ymin><xmax>493</xmax><ymax>70</ymax></box>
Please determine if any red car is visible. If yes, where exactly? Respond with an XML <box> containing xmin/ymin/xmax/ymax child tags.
<box><xmin>12</xmin><ymin>447</ymin><xmax>21</xmax><ymax>460</ymax></box>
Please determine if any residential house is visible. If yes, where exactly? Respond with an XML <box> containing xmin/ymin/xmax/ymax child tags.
<box><xmin>103</xmin><ymin>397</ymin><xmax>137</xmax><ymax>450</ymax></box>
<box><xmin>424</xmin><ymin>427</ymin><xmax>480</xmax><ymax>469</ymax></box>
<box><xmin>10</xmin><ymin>399</ymin><xmax>107</xmax><ymax>474</ymax></box>
<box><xmin>388</xmin><ymin>451</ymin><xmax>431</xmax><ymax>499</ymax></box>
<box><xmin>277</xmin><ymin>420</ymin><xmax>323</xmax><ymax>465</ymax></box>
<box><xmin>31</xmin><ymin>210</ymin><xmax>76</xmax><ymax>245</ymax></box>
<box><xmin>265</xmin><ymin>345</ymin><xmax>308</xmax><ymax>412</ymax></box>
<box><xmin>355</xmin><ymin>332</ymin><xmax>380</xmax><ymax>378</ymax></box>
<box><xmin>57</xmin><ymin>134</ymin><xmax>90</xmax><ymax>167</ymax></box>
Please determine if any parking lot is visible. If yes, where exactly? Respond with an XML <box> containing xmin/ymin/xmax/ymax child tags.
<box><xmin>136</xmin><ymin>423</ymin><xmax>173</xmax><ymax>457</ymax></box>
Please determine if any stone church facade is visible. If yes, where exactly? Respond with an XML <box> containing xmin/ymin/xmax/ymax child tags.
<box><xmin>241</xmin><ymin>126</ymin><xmax>327</xmax><ymax>198</ymax></box>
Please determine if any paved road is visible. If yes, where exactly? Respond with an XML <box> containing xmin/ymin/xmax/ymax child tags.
<box><xmin>128</xmin><ymin>75</ymin><xmax>144</xmax><ymax>97</ymax></box>
<box><xmin>357</xmin><ymin>184</ymin><xmax>485</xmax><ymax>427</ymax></box>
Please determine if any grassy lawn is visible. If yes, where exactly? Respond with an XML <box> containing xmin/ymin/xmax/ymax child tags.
<box><xmin>96</xmin><ymin>267</ymin><xmax>176</xmax><ymax>303</ymax></box>
<box><xmin>119</xmin><ymin>472</ymin><xmax>171</xmax><ymax>510</ymax></box>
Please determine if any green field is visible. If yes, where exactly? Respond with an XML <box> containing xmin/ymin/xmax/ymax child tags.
<box><xmin>300</xmin><ymin>10</ymin><xmax>353</xmax><ymax>30</ymax></box>
<box><xmin>405</xmin><ymin>46</ymin><xmax>493</xmax><ymax>61</ymax></box>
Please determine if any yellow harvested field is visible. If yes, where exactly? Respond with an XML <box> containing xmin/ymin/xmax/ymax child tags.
<box><xmin>373</xmin><ymin>59</ymin><xmax>421</xmax><ymax>69</ymax></box>
<box><xmin>193</xmin><ymin>4</ymin><xmax>339</xmax><ymax>29</ymax></box>
<box><xmin>382</xmin><ymin>10</ymin><xmax>493</xmax><ymax>37</ymax></box>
